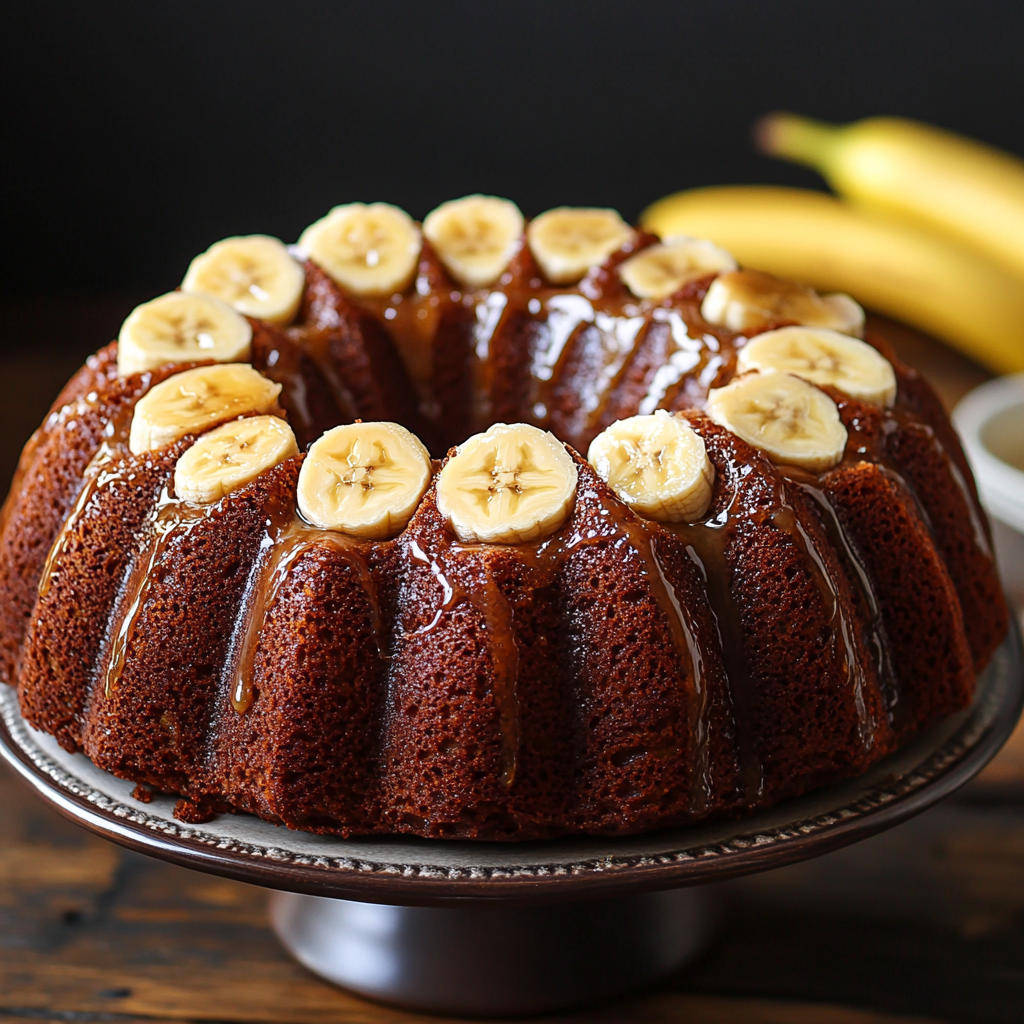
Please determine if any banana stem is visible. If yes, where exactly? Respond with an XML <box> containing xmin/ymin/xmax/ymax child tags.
<box><xmin>754</xmin><ymin>112</ymin><xmax>842</xmax><ymax>173</ymax></box>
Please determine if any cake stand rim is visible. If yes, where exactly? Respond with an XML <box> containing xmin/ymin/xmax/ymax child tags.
<box><xmin>2</xmin><ymin>620</ymin><xmax>1021</xmax><ymax>907</ymax></box>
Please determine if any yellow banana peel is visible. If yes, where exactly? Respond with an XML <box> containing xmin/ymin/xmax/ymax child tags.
<box><xmin>641</xmin><ymin>185</ymin><xmax>1024</xmax><ymax>375</ymax></box>
<box><xmin>758</xmin><ymin>112</ymin><xmax>1024</xmax><ymax>280</ymax></box>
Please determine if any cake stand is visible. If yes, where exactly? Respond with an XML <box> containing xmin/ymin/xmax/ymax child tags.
<box><xmin>2</xmin><ymin>622</ymin><xmax>1022</xmax><ymax>1016</ymax></box>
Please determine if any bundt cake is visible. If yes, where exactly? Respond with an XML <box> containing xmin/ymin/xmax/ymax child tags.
<box><xmin>0</xmin><ymin>197</ymin><xmax>1009</xmax><ymax>839</ymax></box>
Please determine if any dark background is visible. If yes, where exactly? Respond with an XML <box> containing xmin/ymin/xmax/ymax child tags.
<box><xmin>4</xmin><ymin>0</ymin><xmax>1024</xmax><ymax>299</ymax></box>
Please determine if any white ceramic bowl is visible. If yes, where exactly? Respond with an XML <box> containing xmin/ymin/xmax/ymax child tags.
<box><xmin>954</xmin><ymin>373</ymin><xmax>1024</xmax><ymax>606</ymax></box>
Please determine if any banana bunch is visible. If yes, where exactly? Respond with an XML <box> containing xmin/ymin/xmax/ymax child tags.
<box><xmin>759</xmin><ymin>113</ymin><xmax>1024</xmax><ymax>278</ymax></box>
<box><xmin>642</xmin><ymin>115</ymin><xmax>1024</xmax><ymax>375</ymax></box>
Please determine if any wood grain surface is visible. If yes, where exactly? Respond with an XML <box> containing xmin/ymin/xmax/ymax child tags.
<box><xmin>0</xmin><ymin>301</ymin><xmax>1021</xmax><ymax>1023</ymax></box>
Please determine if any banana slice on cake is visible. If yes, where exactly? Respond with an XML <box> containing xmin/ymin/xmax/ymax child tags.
<box><xmin>129</xmin><ymin>364</ymin><xmax>282</xmax><ymax>455</ymax></box>
<box><xmin>527</xmin><ymin>207</ymin><xmax>634</xmax><ymax>284</ymax></box>
<box><xmin>588</xmin><ymin>410</ymin><xmax>715</xmax><ymax>522</ymax></box>
<box><xmin>118</xmin><ymin>292</ymin><xmax>253</xmax><ymax>376</ymax></box>
<box><xmin>298</xmin><ymin>202</ymin><xmax>421</xmax><ymax>297</ymax></box>
<box><xmin>423</xmin><ymin>195</ymin><xmax>524</xmax><ymax>288</ymax></box>
<box><xmin>182</xmin><ymin>235</ymin><xmax>305</xmax><ymax>325</ymax></box>
<box><xmin>297</xmin><ymin>421</ymin><xmax>433</xmax><ymax>539</ymax></box>
<box><xmin>738</xmin><ymin>327</ymin><xmax>897</xmax><ymax>406</ymax></box>
<box><xmin>619</xmin><ymin>237</ymin><xmax>737</xmax><ymax>300</ymax></box>
<box><xmin>174</xmin><ymin>415</ymin><xmax>298</xmax><ymax>504</ymax></box>
<box><xmin>436</xmin><ymin>423</ymin><xmax>578</xmax><ymax>544</ymax></box>
<box><xmin>702</xmin><ymin>269</ymin><xmax>865</xmax><ymax>337</ymax></box>
<box><xmin>706</xmin><ymin>371</ymin><xmax>848</xmax><ymax>472</ymax></box>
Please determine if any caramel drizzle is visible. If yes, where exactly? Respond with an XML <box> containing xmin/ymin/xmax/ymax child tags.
<box><xmin>470</xmin><ymin>291</ymin><xmax>508</xmax><ymax>426</ymax></box>
<box><xmin>942</xmin><ymin>441</ymin><xmax>993</xmax><ymax>559</ymax></box>
<box><xmin>577</xmin><ymin>312</ymin><xmax>648</xmax><ymax>431</ymax></box>
<box><xmin>527</xmin><ymin>293</ymin><xmax>595</xmax><ymax>421</ymax></box>
<box><xmin>474</xmin><ymin>561</ymin><xmax>520</xmax><ymax>788</ymax></box>
<box><xmin>39</xmin><ymin>441</ymin><xmax>123</xmax><ymax>600</ymax></box>
<box><xmin>38</xmin><ymin>398</ymin><xmax>141</xmax><ymax>601</ymax></box>
<box><xmin>649</xmin><ymin>538</ymin><xmax>711</xmax><ymax>812</ymax></box>
<box><xmin>408</xmin><ymin>539</ymin><xmax>522</xmax><ymax>788</ymax></box>
<box><xmin>788</xmin><ymin>473</ymin><xmax>902</xmax><ymax>728</ymax></box>
<box><xmin>771</xmin><ymin>498</ymin><xmax>874</xmax><ymax>752</ymax></box>
<box><xmin>668</xmin><ymin>489</ymin><xmax>764</xmax><ymax>803</ymax></box>
<box><xmin>848</xmin><ymin>402</ymin><xmax>982</xmax><ymax>560</ymax></box>
<box><xmin>102</xmin><ymin>488</ymin><xmax>208</xmax><ymax>698</ymax></box>
<box><xmin>356</xmin><ymin>278</ymin><xmax>445</xmax><ymax>413</ymax></box>
<box><xmin>228</xmin><ymin>513</ymin><xmax>381</xmax><ymax>715</ymax></box>
<box><xmin>289</xmin><ymin>328</ymin><xmax>358</xmax><ymax>423</ymax></box>
<box><xmin>406</xmin><ymin>539</ymin><xmax>459</xmax><ymax>637</ymax></box>
<box><xmin>411</xmin><ymin>483</ymin><xmax>718</xmax><ymax>802</ymax></box>
<box><xmin>400</xmin><ymin>477</ymin><xmax>711</xmax><ymax>808</ymax></box>
<box><xmin>882</xmin><ymin>394</ymin><xmax>992</xmax><ymax>561</ymax></box>
<box><xmin>583</xmin><ymin>490</ymin><xmax>712</xmax><ymax>813</ymax></box>
<box><xmin>256</xmin><ymin>336</ymin><xmax>316</xmax><ymax>440</ymax></box>
<box><xmin>636</xmin><ymin>311</ymin><xmax>707</xmax><ymax>416</ymax></box>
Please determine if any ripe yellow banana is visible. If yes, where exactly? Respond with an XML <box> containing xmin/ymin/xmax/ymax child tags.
<box><xmin>758</xmin><ymin>113</ymin><xmax>1024</xmax><ymax>280</ymax></box>
<box><xmin>641</xmin><ymin>186</ymin><xmax>1024</xmax><ymax>375</ymax></box>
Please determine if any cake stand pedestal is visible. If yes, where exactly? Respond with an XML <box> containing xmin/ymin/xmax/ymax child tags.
<box><xmin>269</xmin><ymin>886</ymin><xmax>714</xmax><ymax>1014</ymax></box>
<box><xmin>2</xmin><ymin>624</ymin><xmax>1021</xmax><ymax>1016</ymax></box>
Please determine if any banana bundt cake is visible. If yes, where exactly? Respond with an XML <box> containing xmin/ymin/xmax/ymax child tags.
<box><xmin>0</xmin><ymin>197</ymin><xmax>1009</xmax><ymax>839</ymax></box>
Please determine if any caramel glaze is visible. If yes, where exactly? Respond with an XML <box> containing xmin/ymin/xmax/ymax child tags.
<box><xmin>228</xmin><ymin>507</ymin><xmax>384</xmax><ymax>716</ymax></box>
<box><xmin>383</xmin><ymin>484</ymin><xmax>551</xmax><ymax>837</ymax></box>
<box><xmin>19</xmin><ymin>437</ymin><xmax>188</xmax><ymax>751</ymax></box>
<box><xmin>355</xmin><ymin>241</ymin><xmax>478</xmax><ymax>453</ymax></box>
<box><xmin>673</xmin><ymin>414</ymin><xmax>895</xmax><ymax>804</ymax></box>
<box><xmin>569</xmin><ymin>475</ymin><xmax>729</xmax><ymax>827</ymax></box>
<box><xmin>287</xmin><ymin>261</ymin><xmax>431</xmax><ymax>446</ymax></box>
<box><xmin>249</xmin><ymin>320</ymin><xmax>346</xmax><ymax>449</ymax></box>
<box><xmin>379</xmin><ymin>454</ymin><xmax>737</xmax><ymax>839</ymax></box>
<box><xmin>813</xmin><ymin>390</ymin><xmax>979</xmax><ymax>736</ymax></box>
<box><xmin>0</xmin><ymin>352</ymin><xmax>192</xmax><ymax>693</ymax></box>
<box><xmin>80</xmin><ymin>456</ymin><xmax>307</xmax><ymax>800</ymax></box>
<box><xmin>330</xmin><ymin>232</ymin><xmax>795</xmax><ymax>460</ymax></box>
<box><xmin>0</xmin><ymin>226</ymin><xmax>1010</xmax><ymax>839</ymax></box>
<box><xmin>325</xmin><ymin>226</ymin><xmax>998</xmax><ymax>756</ymax></box>
<box><xmin>101</xmin><ymin>484</ymin><xmax>210</xmax><ymax>700</ymax></box>
<box><xmin>780</xmin><ymin>468</ymin><xmax>901</xmax><ymax>728</ymax></box>
<box><xmin>871</xmin><ymin>365</ymin><xmax>1007</xmax><ymax>671</ymax></box>
<box><xmin>213</xmin><ymin>474</ymin><xmax>393</xmax><ymax>834</ymax></box>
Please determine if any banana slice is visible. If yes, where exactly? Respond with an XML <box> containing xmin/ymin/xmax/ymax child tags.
<box><xmin>117</xmin><ymin>292</ymin><xmax>253</xmax><ymax>376</ymax></box>
<box><xmin>129</xmin><ymin>364</ymin><xmax>282</xmax><ymax>455</ymax></box>
<box><xmin>527</xmin><ymin>207</ymin><xmax>634</xmax><ymax>285</ymax></box>
<box><xmin>174</xmin><ymin>415</ymin><xmax>298</xmax><ymax>504</ymax></box>
<box><xmin>182</xmin><ymin>235</ymin><xmax>305</xmax><ymax>325</ymax></box>
<box><xmin>706</xmin><ymin>371</ymin><xmax>847</xmax><ymax>472</ymax></box>
<box><xmin>738</xmin><ymin>327</ymin><xmax>897</xmax><ymax>406</ymax></box>
<box><xmin>702</xmin><ymin>269</ymin><xmax>865</xmax><ymax>337</ymax></box>
<box><xmin>588</xmin><ymin>410</ymin><xmax>714</xmax><ymax>522</ymax></box>
<box><xmin>423</xmin><ymin>195</ymin><xmax>524</xmax><ymax>288</ymax></box>
<box><xmin>298</xmin><ymin>202</ymin><xmax>421</xmax><ymax>297</ymax></box>
<box><xmin>436</xmin><ymin>423</ymin><xmax>578</xmax><ymax>544</ymax></box>
<box><xmin>619</xmin><ymin>237</ymin><xmax>737</xmax><ymax>300</ymax></box>
<box><xmin>297</xmin><ymin>421</ymin><xmax>432</xmax><ymax>539</ymax></box>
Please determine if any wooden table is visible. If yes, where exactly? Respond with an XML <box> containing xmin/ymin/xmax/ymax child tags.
<box><xmin>0</xmin><ymin>301</ymin><xmax>1021</xmax><ymax>1024</ymax></box>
